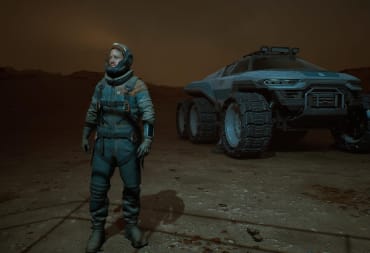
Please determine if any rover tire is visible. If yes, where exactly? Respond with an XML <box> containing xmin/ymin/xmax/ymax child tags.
<box><xmin>221</xmin><ymin>92</ymin><xmax>272</xmax><ymax>158</ymax></box>
<box><xmin>176</xmin><ymin>99</ymin><xmax>192</xmax><ymax>139</ymax></box>
<box><xmin>187</xmin><ymin>97</ymin><xmax>219</xmax><ymax>143</ymax></box>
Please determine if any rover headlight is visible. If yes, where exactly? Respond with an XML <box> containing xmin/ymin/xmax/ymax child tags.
<box><xmin>345</xmin><ymin>81</ymin><xmax>362</xmax><ymax>90</ymax></box>
<box><xmin>263</xmin><ymin>79</ymin><xmax>299</xmax><ymax>85</ymax></box>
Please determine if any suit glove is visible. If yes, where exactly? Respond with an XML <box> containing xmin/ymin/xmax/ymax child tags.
<box><xmin>81</xmin><ymin>126</ymin><xmax>93</xmax><ymax>153</ymax></box>
<box><xmin>137</xmin><ymin>138</ymin><xmax>152</xmax><ymax>158</ymax></box>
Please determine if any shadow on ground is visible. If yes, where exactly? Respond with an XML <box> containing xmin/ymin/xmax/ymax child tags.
<box><xmin>105</xmin><ymin>189</ymin><xmax>185</xmax><ymax>243</ymax></box>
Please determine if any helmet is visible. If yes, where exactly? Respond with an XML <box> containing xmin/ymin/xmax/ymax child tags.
<box><xmin>111</xmin><ymin>42</ymin><xmax>133</xmax><ymax>67</ymax></box>
<box><xmin>105</xmin><ymin>42</ymin><xmax>133</xmax><ymax>78</ymax></box>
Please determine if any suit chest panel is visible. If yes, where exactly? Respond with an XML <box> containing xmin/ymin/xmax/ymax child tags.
<box><xmin>99</xmin><ymin>84</ymin><xmax>139</xmax><ymax>115</ymax></box>
<box><xmin>100</xmin><ymin>84</ymin><xmax>131</xmax><ymax>106</ymax></box>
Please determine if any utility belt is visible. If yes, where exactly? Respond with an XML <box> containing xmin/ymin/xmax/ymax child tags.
<box><xmin>94</xmin><ymin>128</ymin><xmax>139</xmax><ymax>162</ymax></box>
<box><xmin>97</xmin><ymin>125</ymin><xmax>133</xmax><ymax>136</ymax></box>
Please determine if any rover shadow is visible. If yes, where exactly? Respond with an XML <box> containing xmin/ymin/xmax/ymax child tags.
<box><xmin>269</xmin><ymin>129</ymin><xmax>335</xmax><ymax>152</ymax></box>
<box><xmin>211</xmin><ymin>129</ymin><xmax>337</xmax><ymax>160</ymax></box>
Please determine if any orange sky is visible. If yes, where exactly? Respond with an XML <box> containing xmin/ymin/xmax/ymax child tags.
<box><xmin>1</xmin><ymin>0</ymin><xmax>370</xmax><ymax>86</ymax></box>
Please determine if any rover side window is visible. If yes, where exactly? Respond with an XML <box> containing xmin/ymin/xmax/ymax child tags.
<box><xmin>230</xmin><ymin>58</ymin><xmax>250</xmax><ymax>74</ymax></box>
<box><xmin>252</xmin><ymin>56</ymin><xmax>324</xmax><ymax>70</ymax></box>
<box><xmin>222</xmin><ymin>63</ymin><xmax>237</xmax><ymax>76</ymax></box>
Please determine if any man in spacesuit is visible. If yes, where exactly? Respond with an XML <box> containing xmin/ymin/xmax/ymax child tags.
<box><xmin>82</xmin><ymin>42</ymin><xmax>155</xmax><ymax>252</ymax></box>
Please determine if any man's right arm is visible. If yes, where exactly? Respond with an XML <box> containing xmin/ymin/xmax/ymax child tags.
<box><xmin>82</xmin><ymin>83</ymin><xmax>101</xmax><ymax>152</ymax></box>
<box><xmin>85</xmin><ymin>83</ymin><xmax>102</xmax><ymax>128</ymax></box>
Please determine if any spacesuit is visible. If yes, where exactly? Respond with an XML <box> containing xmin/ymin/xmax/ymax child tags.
<box><xmin>81</xmin><ymin>43</ymin><xmax>155</xmax><ymax>252</ymax></box>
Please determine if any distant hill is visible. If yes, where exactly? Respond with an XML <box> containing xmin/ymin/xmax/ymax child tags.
<box><xmin>0</xmin><ymin>66</ymin><xmax>184</xmax><ymax>93</ymax></box>
<box><xmin>2</xmin><ymin>66</ymin><xmax>368</xmax><ymax>94</ymax></box>
<box><xmin>0</xmin><ymin>66</ymin><xmax>62</xmax><ymax>79</ymax></box>
<box><xmin>0</xmin><ymin>66</ymin><xmax>187</xmax><ymax>148</ymax></box>
<box><xmin>67</xmin><ymin>70</ymin><xmax>103</xmax><ymax>81</ymax></box>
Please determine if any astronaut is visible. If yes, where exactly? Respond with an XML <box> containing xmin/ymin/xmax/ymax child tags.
<box><xmin>81</xmin><ymin>42</ymin><xmax>155</xmax><ymax>252</ymax></box>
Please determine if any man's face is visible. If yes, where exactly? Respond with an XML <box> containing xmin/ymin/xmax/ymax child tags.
<box><xmin>108</xmin><ymin>48</ymin><xmax>124</xmax><ymax>67</ymax></box>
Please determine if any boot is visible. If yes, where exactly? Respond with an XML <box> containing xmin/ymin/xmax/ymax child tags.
<box><xmin>86</xmin><ymin>229</ymin><xmax>105</xmax><ymax>253</ymax></box>
<box><xmin>87</xmin><ymin>180</ymin><xmax>109</xmax><ymax>252</ymax></box>
<box><xmin>124</xmin><ymin>224</ymin><xmax>148</xmax><ymax>249</ymax></box>
<box><xmin>122</xmin><ymin>186</ymin><xmax>148</xmax><ymax>248</ymax></box>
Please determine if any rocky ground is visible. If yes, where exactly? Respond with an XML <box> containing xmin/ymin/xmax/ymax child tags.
<box><xmin>0</xmin><ymin>70</ymin><xmax>369</xmax><ymax>253</ymax></box>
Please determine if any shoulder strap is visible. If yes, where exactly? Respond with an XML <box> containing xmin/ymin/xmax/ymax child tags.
<box><xmin>96</xmin><ymin>79</ymin><xmax>105</xmax><ymax>126</ymax></box>
<box><xmin>98</xmin><ymin>84</ymin><xmax>104</xmax><ymax>101</ymax></box>
<box><xmin>129</xmin><ymin>79</ymin><xmax>147</xmax><ymax>96</ymax></box>
<box><xmin>96</xmin><ymin>78</ymin><xmax>105</xmax><ymax>101</ymax></box>
<box><xmin>124</xmin><ymin>76</ymin><xmax>139</xmax><ymax>92</ymax></box>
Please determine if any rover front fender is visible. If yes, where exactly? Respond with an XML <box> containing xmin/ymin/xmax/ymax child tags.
<box><xmin>232</xmin><ymin>80</ymin><xmax>268</xmax><ymax>92</ymax></box>
<box><xmin>184</xmin><ymin>81</ymin><xmax>217</xmax><ymax>104</ymax></box>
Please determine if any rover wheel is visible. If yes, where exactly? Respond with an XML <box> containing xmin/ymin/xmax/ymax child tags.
<box><xmin>221</xmin><ymin>92</ymin><xmax>272</xmax><ymax>158</ymax></box>
<box><xmin>187</xmin><ymin>97</ymin><xmax>219</xmax><ymax>143</ymax></box>
<box><xmin>176</xmin><ymin>100</ymin><xmax>191</xmax><ymax>139</ymax></box>
<box><xmin>331</xmin><ymin>105</ymin><xmax>370</xmax><ymax>153</ymax></box>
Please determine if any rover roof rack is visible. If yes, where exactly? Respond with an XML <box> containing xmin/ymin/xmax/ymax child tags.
<box><xmin>245</xmin><ymin>46</ymin><xmax>300</xmax><ymax>57</ymax></box>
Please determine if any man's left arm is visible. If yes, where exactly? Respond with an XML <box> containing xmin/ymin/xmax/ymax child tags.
<box><xmin>134</xmin><ymin>80</ymin><xmax>155</xmax><ymax>157</ymax></box>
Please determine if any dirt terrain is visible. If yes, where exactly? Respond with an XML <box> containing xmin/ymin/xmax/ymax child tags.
<box><xmin>0</xmin><ymin>69</ymin><xmax>369</xmax><ymax>253</ymax></box>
